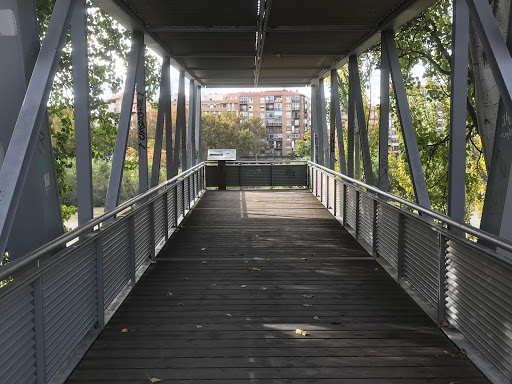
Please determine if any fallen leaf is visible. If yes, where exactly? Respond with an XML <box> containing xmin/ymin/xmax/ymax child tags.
<box><xmin>121</xmin><ymin>328</ymin><xmax>128</xmax><ymax>333</ymax></box>
<box><xmin>303</xmin><ymin>304</ymin><xmax>312</xmax><ymax>308</ymax></box>
<box><xmin>313</xmin><ymin>316</ymin><xmax>320</xmax><ymax>320</ymax></box>
<box><xmin>151</xmin><ymin>261</ymin><xmax>157</xmax><ymax>264</ymax></box>
<box><xmin>267</xmin><ymin>258</ymin><xmax>270</xmax><ymax>261</ymax></box>
<box><xmin>296</xmin><ymin>329</ymin><xmax>309</xmax><ymax>336</ymax></box>
<box><xmin>374</xmin><ymin>268</ymin><xmax>379</xmax><ymax>271</ymax></box>
<box><xmin>201</xmin><ymin>247</ymin><xmax>206</xmax><ymax>251</ymax></box>
<box><xmin>168</xmin><ymin>292</ymin><xmax>173</xmax><ymax>296</ymax></box>
<box><xmin>196</xmin><ymin>325</ymin><xmax>202</xmax><ymax>329</ymax></box>
<box><xmin>247</xmin><ymin>267</ymin><xmax>260</xmax><ymax>271</ymax></box>
<box><xmin>202</xmin><ymin>261</ymin><xmax>207</xmax><ymax>264</ymax></box>
<box><xmin>442</xmin><ymin>319</ymin><xmax>449</xmax><ymax>327</ymax></box>
<box><xmin>243</xmin><ymin>261</ymin><xmax>249</xmax><ymax>264</ymax></box>
<box><xmin>210</xmin><ymin>283</ymin><xmax>217</xmax><ymax>287</ymax></box>
<box><xmin>311</xmin><ymin>253</ymin><xmax>316</xmax><ymax>256</ymax></box>
<box><xmin>260</xmin><ymin>287</ymin><xmax>267</xmax><ymax>291</ymax></box>
<box><xmin>149</xmin><ymin>378</ymin><xmax>162</xmax><ymax>383</ymax></box>
<box><xmin>255</xmin><ymin>235</ymin><xmax>259</xmax><ymax>237</ymax></box>
<box><xmin>241</xmin><ymin>285</ymin><xmax>247</xmax><ymax>288</ymax></box>
<box><xmin>301</xmin><ymin>258</ymin><xmax>308</xmax><ymax>261</ymax></box>
<box><xmin>225</xmin><ymin>313</ymin><xmax>232</xmax><ymax>317</ymax></box>
<box><xmin>302</xmin><ymin>294</ymin><xmax>314</xmax><ymax>298</ymax></box>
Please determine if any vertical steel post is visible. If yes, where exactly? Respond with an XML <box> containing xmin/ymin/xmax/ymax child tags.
<box><xmin>195</xmin><ymin>86</ymin><xmax>201</xmax><ymax>164</ymax></box>
<box><xmin>0</xmin><ymin>0</ymin><xmax>74</xmax><ymax>258</ymax></box>
<box><xmin>331</xmin><ymin>69</ymin><xmax>347</xmax><ymax>173</ymax></box>
<box><xmin>342</xmin><ymin>184</ymin><xmax>348</xmax><ymax>226</ymax></box>
<box><xmin>72</xmin><ymin>0</ymin><xmax>93</xmax><ymax>225</ymax></box>
<box><xmin>383</xmin><ymin>30</ymin><xmax>431</xmax><ymax>210</ymax></box>
<box><xmin>162</xmin><ymin>57</ymin><xmax>173</xmax><ymax>180</ymax></box>
<box><xmin>151</xmin><ymin>58</ymin><xmax>170</xmax><ymax>188</ymax></box>
<box><xmin>34</xmin><ymin>276</ymin><xmax>46</xmax><ymax>384</ymax></box>
<box><xmin>187</xmin><ymin>80</ymin><xmax>196</xmax><ymax>169</ymax></box>
<box><xmin>349</xmin><ymin>56</ymin><xmax>374</xmax><ymax>186</ymax></box>
<box><xmin>379</xmin><ymin>36</ymin><xmax>390</xmax><ymax>192</ymax></box>
<box><xmin>311</xmin><ymin>83</ymin><xmax>319</xmax><ymax>164</ymax></box>
<box><xmin>174</xmin><ymin>184</ymin><xmax>178</xmax><ymax>227</ymax></box>
<box><xmin>334</xmin><ymin>179</ymin><xmax>337</xmax><ymax>216</ymax></box>
<box><xmin>319</xmin><ymin>80</ymin><xmax>330</xmax><ymax>167</ymax></box>
<box><xmin>105</xmin><ymin>33</ymin><xmax>142</xmax><ymax>212</ymax></box>
<box><xmin>448</xmin><ymin>0</ymin><xmax>469</xmax><ymax>227</ymax></box>
<box><xmin>329</xmin><ymin>76</ymin><xmax>336</xmax><ymax>170</ymax></box>
<box><xmin>96</xmin><ymin>235</ymin><xmax>105</xmax><ymax>329</ymax></box>
<box><xmin>163</xmin><ymin>190</ymin><xmax>169</xmax><ymax>240</ymax></box>
<box><xmin>174</xmin><ymin>71</ymin><xmax>186</xmax><ymax>173</ymax></box>
<box><xmin>347</xmin><ymin>62</ymin><xmax>355</xmax><ymax>178</ymax></box>
<box><xmin>136</xmin><ymin>36</ymin><xmax>148</xmax><ymax>194</ymax></box>
<box><xmin>437</xmin><ymin>233</ymin><xmax>447</xmax><ymax>326</ymax></box>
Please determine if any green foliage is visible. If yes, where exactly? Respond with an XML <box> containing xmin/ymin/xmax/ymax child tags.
<box><xmin>293</xmin><ymin>131</ymin><xmax>311</xmax><ymax>160</ymax></box>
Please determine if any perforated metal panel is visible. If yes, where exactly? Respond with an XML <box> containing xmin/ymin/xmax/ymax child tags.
<box><xmin>154</xmin><ymin>195</ymin><xmax>165</xmax><ymax>245</ymax></box>
<box><xmin>43</xmin><ymin>242</ymin><xmax>97</xmax><ymax>380</ymax></box>
<box><xmin>177</xmin><ymin>182</ymin><xmax>184</xmax><ymax>219</ymax></box>
<box><xmin>403</xmin><ymin>217</ymin><xmax>439</xmax><ymax>308</ymax></box>
<box><xmin>345</xmin><ymin>186</ymin><xmax>357</xmax><ymax>230</ymax></box>
<box><xmin>358</xmin><ymin>193</ymin><xmax>373</xmax><ymax>246</ymax></box>
<box><xmin>272</xmin><ymin>165</ymin><xmax>307</xmax><ymax>187</ymax></box>
<box><xmin>327</xmin><ymin>175</ymin><xmax>336</xmax><ymax>214</ymax></box>
<box><xmin>336</xmin><ymin>181</ymin><xmax>343</xmax><ymax>220</ymax></box>
<box><xmin>205</xmin><ymin>164</ymin><xmax>218</xmax><ymax>187</ymax></box>
<box><xmin>240</xmin><ymin>165</ymin><xmax>271</xmax><ymax>186</ymax></box>
<box><xmin>103</xmin><ymin>220</ymin><xmax>130</xmax><ymax>309</ymax></box>
<box><xmin>226</xmin><ymin>165</ymin><xmax>241</xmax><ymax>186</ymax></box>
<box><xmin>134</xmin><ymin>205</ymin><xmax>151</xmax><ymax>268</ymax></box>
<box><xmin>446</xmin><ymin>240</ymin><xmax>512</xmax><ymax>379</ymax></box>
<box><xmin>0</xmin><ymin>285</ymin><xmax>36</xmax><ymax>384</ymax></box>
<box><xmin>376</xmin><ymin>203</ymin><xmax>399</xmax><ymax>270</ymax></box>
<box><xmin>167</xmin><ymin>185</ymin><xmax>176</xmax><ymax>228</ymax></box>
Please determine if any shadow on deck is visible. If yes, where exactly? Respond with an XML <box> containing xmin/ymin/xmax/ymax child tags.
<box><xmin>67</xmin><ymin>190</ymin><xmax>489</xmax><ymax>383</ymax></box>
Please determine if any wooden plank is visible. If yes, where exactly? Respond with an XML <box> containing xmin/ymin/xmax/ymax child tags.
<box><xmin>67</xmin><ymin>190</ymin><xmax>489</xmax><ymax>383</ymax></box>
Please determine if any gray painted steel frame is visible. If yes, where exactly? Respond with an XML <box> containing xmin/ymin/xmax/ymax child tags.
<box><xmin>331</xmin><ymin>69</ymin><xmax>346</xmax><ymax>174</ymax></box>
<box><xmin>347</xmin><ymin>61</ymin><xmax>355</xmax><ymax>178</ymax></box>
<box><xmin>382</xmin><ymin>30</ymin><xmax>431</xmax><ymax>209</ymax></box>
<box><xmin>379</xmin><ymin>37</ymin><xmax>390</xmax><ymax>192</ymax></box>
<box><xmin>0</xmin><ymin>0</ymin><xmax>74</xmax><ymax>258</ymax></box>
<box><xmin>136</xmin><ymin>37</ymin><xmax>148</xmax><ymax>194</ymax></box>
<box><xmin>151</xmin><ymin>57</ymin><xmax>170</xmax><ymax>188</ymax></box>
<box><xmin>174</xmin><ymin>71</ymin><xmax>186</xmax><ymax>174</ymax></box>
<box><xmin>195</xmin><ymin>85</ymin><xmax>202</xmax><ymax>165</ymax></box>
<box><xmin>187</xmin><ymin>80</ymin><xmax>196</xmax><ymax>168</ymax></box>
<box><xmin>349</xmin><ymin>55</ymin><xmax>374</xmax><ymax>186</ymax></box>
<box><xmin>319</xmin><ymin>80</ymin><xmax>330</xmax><ymax>168</ymax></box>
<box><xmin>448</xmin><ymin>0</ymin><xmax>469</xmax><ymax>226</ymax></box>
<box><xmin>105</xmin><ymin>32</ymin><xmax>142</xmax><ymax>212</ymax></box>
<box><xmin>310</xmin><ymin>83</ymin><xmax>319</xmax><ymax>164</ymax></box>
<box><xmin>72</xmin><ymin>0</ymin><xmax>93</xmax><ymax>225</ymax></box>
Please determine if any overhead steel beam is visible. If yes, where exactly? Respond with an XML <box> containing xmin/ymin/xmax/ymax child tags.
<box><xmin>188</xmin><ymin>66</ymin><xmax>326</xmax><ymax>71</ymax></box>
<box><xmin>146</xmin><ymin>25</ymin><xmax>376</xmax><ymax>33</ymax></box>
<box><xmin>72</xmin><ymin>0</ymin><xmax>93</xmax><ymax>225</ymax></box>
<box><xmin>331</xmin><ymin>70</ymin><xmax>347</xmax><ymax>174</ymax></box>
<box><xmin>105</xmin><ymin>32</ymin><xmax>142</xmax><ymax>212</ymax></box>
<box><xmin>176</xmin><ymin>52</ymin><xmax>346</xmax><ymax>58</ymax></box>
<box><xmin>448</xmin><ymin>0</ymin><xmax>469</xmax><ymax>227</ymax></box>
<box><xmin>151</xmin><ymin>57</ymin><xmax>170</xmax><ymax>188</ymax></box>
<box><xmin>319</xmin><ymin>80</ymin><xmax>330</xmax><ymax>168</ymax></box>
<box><xmin>174</xmin><ymin>71</ymin><xmax>186</xmax><ymax>174</ymax></box>
<box><xmin>136</xmin><ymin>38</ymin><xmax>148</xmax><ymax>194</ymax></box>
<box><xmin>379</xmin><ymin>37</ymin><xmax>390</xmax><ymax>192</ymax></box>
<box><xmin>255</xmin><ymin>0</ymin><xmax>273</xmax><ymax>86</ymax></box>
<box><xmin>0</xmin><ymin>0</ymin><xmax>74</xmax><ymax>258</ymax></box>
<box><xmin>383</xmin><ymin>30</ymin><xmax>431</xmax><ymax>209</ymax></box>
<box><xmin>349</xmin><ymin>56</ymin><xmax>374</xmax><ymax>186</ymax></box>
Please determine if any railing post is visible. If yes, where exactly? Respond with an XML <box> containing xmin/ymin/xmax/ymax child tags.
<box><xmin>34</xmin><ymin>276</ymin><xmax>46</xmax><ymax>384</ymax></box>
<box><xmin>437</xmin><ymin>233</ymin><xmax>447</xmax><ymax>326</ymax></box>
<box><xmin>174</xmin><ymin>183</ymin><xmax>179</xmax><ymax>227</ymax></box>
<box><xmin>372</xmin><ymin>199</ymin><xmax>378</xmax><ymax>257</ymax></box>
<box><xmin>270</xmin><ymin>163</ymin><xmax>273</xmax><ymax>189</ymax></box>
<box><xmin>96</xmin><ymin>235</ymin><xmax>105</xmax><ymax>329</ymax></box>
<box><xmin>326</xmin><ymin>175</ymin><xmax>330</xmax><ymax>209</ymax></box>
<box><xmin>397</xmin><ymin>213</ymin><xmax>405</xmax><ymax>283</ymax></box>
<box><xmin>333</xmin><ymin>178</ymin><xmax>337</xmax><ymax>217</ymax></box>
<box><xmin>188</xmin><ymin>177</ymin><xmax>191</xmax><ymax>210</ymax></box>
<box><xmin>320</xmin><ymin>172</ymin><xmax>323</xmax><ymax>202</ymax></box>
<box><xmin>182</xmin><ymin>179</ymin><xmax>186</xmax><ymax>217</ymax></box>
<box><xmin>164</xmin><ymin>190</ymin><xmax>169</xmax><ymax>241</ymax></box>
<box><xmin>149</xmin><ymin>200</ymin><xmax>156</xmax><ymax>259</ymax></box>
<box><xmin>315</xmin><ymin>169</ymin><xmax>318</xmax><ymax>196</ymax></box>
<box><xmin>355</xmin><ymin>189</ymin><xmax>360</xmax><ymax>239</ymax></box>
<box><xmin>342</xmin><ymin>184</ymin><xmax>347</xmax><ymax>226</ymax></box>
<box><xmin>128</xmin><ymin>215</ymin><xmax>136</xmax><ymax>286</ymax></box>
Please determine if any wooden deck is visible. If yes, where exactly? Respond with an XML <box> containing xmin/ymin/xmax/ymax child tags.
<box><xmin>67</xmin><ymin>190</ymin><xmax>489</xmax><ymax>383</ymax></box>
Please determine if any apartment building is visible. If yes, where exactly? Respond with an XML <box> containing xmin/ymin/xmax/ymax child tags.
<box><xmin>107</xmin><ymin>92</ymin><xmax>152</xmax><ymax>114</ymax></box>
<box><xmin>171</xmin><ymin>90</ymin><xmax>310</xmax><ymax>158</ymax></box>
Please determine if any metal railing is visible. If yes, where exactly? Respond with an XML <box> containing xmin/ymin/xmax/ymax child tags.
<box><xmin>0</xmin><ymin>163</ymin><xmax>206</xmax><ymax>384</ymax></box>
<box><xmin>308</xmin><ymin>161</ymin><xmax>512</xmax><ymax>382</ymax></box>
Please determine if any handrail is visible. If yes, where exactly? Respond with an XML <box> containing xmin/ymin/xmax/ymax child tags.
<box><xmin>0</xmin><ymin>162</ymin><xmax>205</xmax><ymax>281</ymax></box>
<box><xmin>308</xmin><ymin>161</ymin><xmax>512</xmax><ymax>257</ymax></box>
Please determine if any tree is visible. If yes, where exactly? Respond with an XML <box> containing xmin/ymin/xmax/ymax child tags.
<box><xmin>292</xmin><ymin>131</ymin><xmax>311</xmax><ymax>160</ymax></box>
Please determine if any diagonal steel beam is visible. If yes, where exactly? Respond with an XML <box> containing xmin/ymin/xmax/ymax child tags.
<box><xmin>104</xmin><ymin>32</ymin><xmax>142</xmax><ymax>212</ymax></box>
<box><xmin>254</xmin><ymin>0</ymin><xmax>273</xmax><ymax>87</ymax></box>
<box><xmin>379</xmin><ymin>37</ymin><xmax>390</xmax><ymax>192</ymax></box>
<box><xmin>151</xmin><ymin>57</ymin><xmax>170</xmax><ymax>188</ymax></box>
<box><xmin>136</xmin><ymin>38</ymin><xmax>148</xmax><ymax>194</ymax></box>
<box><xmin>187</xmin><ymin>80</ymin><xmax>196</xmax><ymax>168</ymax></box>
<box><xmin>310</xmin><ymin>83</ymin><xmax>319</xmax><ymax>164</ymax></box>
<box><xmin>194</xmin><ymin>85</ymin><xmax>201</xmax><ymax>165</ymax></box>
<box><xmin>331</xmin><ymin>70</ymin><xmax>347</xmax><ymax>174</ymax></box>
<box><xmin>0</xmin><ymin>0</ymin><xmax>75</xmax><ymax>258</ymax></box>
<box><xmin>174</xmin><ymin>71</ymin><xmax>186</xmax><ymax>174</ymax></box>
<box><xmin>448</xmin><ymin>0</ymin><xmax>469</xmax><ymax>227</ymax></box>
<box><xmin>71</xmin><ymin>0</ymin><xmax>93</xmax><ymax>224</ymax></box>
<box><xmin>319</xmin><ymin>80</ymin><xmax>330</xmax><ymax>168</ymax></box>
<box><xmin>383</xmin><ymin>30</ymin><xmax>431</xmax><ymax>209</ymax></box>
<box><xmin>349</xmin><ymin>56</ymin><xmax>374</xmax><ymax>186</ymax></box>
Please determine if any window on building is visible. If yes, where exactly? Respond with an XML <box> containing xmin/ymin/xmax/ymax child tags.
<box><xmin>249</xmin><ymin>113</ymin><xmax>253</xmax><ymax>117</ymax></box>
<box><xmin>260</xmin><ymin>105</ymin><xmax>265</xmax><ymax>110</ymax></box>
<box><xmin>260</xmin><ymin>97</ymin><xmax>265</xmax><ymax>103</ymax></box>
<box><xmin>286</xmin><ymin>142</ymin><xmax>291</xmax><ymax>148</ymax></box>
<box><xmin>286</xmin><ymin>104</ymin><xmax>291</xmax><ymax>110</ymax></box>
<box><xmin>286</xmin><ymin>127</ymin><xmax>291</xmax><ymax>132</ymax></box>
<box><xmin>286</xmin><ymin>119</ymin><xmax>291</xmax><ymax>125</ymax></box>
<box><xmin>249</xmin><ymin>105</ymin><xmax>253</xmax><ymax>111</ymax></box>
<box><xmin>286</xmin><ymin>112</ymin><xmax>291</xmax><ymax>117</ymax></box>
<box><xmin>286</xmin><ymin>96</ymin><xmax>291</xmax><ymax>101</ymax></box>
<box><xmin>249</xmin><ymin>97</ymin><xmax>253</xmax><ymax>103</ymax></box>
<box><xmin>260</xmin><ymin>112</ymin><xmax>265</xmax><ymax>117</ymax></box>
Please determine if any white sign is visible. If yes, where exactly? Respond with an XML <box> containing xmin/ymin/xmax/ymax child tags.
<box><xmin>207</xmin><ymin>149</ymin><xmax>236</xmax><ymax>161</ymax></box>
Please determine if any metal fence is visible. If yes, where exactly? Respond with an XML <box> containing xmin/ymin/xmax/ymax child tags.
<box><xmin>205</xmin><ymin>161</ymin><xmax>308</xmax><ymax>188</ymax></box>
<box><xmin>0</xmin><ymin>163</ymin><xmax>205</xmax><ymax>384</ymax></box>
<box><xmin>309</xmin><ymin>161</ymin><xmax>512</xmax><ymax>382</ymax></box>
